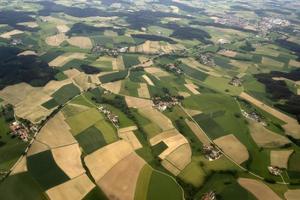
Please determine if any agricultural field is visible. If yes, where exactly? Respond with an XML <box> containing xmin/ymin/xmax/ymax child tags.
<box><xmin>1</xmin><ymin>0</ymin><xmax>300</xmax><ymax>199</ymax></box>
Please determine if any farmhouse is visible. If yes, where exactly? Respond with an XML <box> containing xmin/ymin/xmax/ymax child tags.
<box><xmin>229</xmin><ymin>76</ymin><xmax>242</xmax><ymax>87</ymax></box>
<box><xmin>241</xmin><ymin>109</ymin><xmax>266</xmax><ymax>125</ymax></box>
<box><xmin>197</xmin><ymin>53</ymin><xmax>215</xmax><ymax>66</ymax></box>
<box><xmin>268</xmin><ymin>166</ymin><xmax>283</xmax><ymax>176</ymax></box>
<box><xmin>152</xmin><ymin>96</ymin><xmax>180</xmax><ymax>111</ymax></box>
<box><xmin>201</xmin><ymin>191</ymin><xmax>217</xmax><ymax>200</ymax></box>
<box><xmin>203</xmin><ymin>144</ymin><xmax>222</xmax><ymax>161</ymax></box>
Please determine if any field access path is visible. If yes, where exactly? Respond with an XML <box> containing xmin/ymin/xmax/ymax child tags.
<box><xmin>178</xmin><ymin>104</ymin><xmax>289</xmax><ymax>185</ymax></box>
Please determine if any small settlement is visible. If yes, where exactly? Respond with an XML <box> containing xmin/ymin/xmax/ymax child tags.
<box><xmin>229</xmin><ymin>76</ymin><xmax>242</xmax><ymax>87</ymax></box>
<box><xmin>98</xmin><ymin>106</ymin><xmax>120</xmax><ymax>128</ymax></box>
<box><xmin>162</xmin><ymin>63</ymin><xmax>183</xmax><ymax>75</ymax></box>
<box><xmin>268</xmin><ymin>166</ymin><xmax>283</xmax><ymax>176</ymax></box>
<box><xmin>92</xmin><ymin>44</ymin><xmax>128</xmax><ymax>56</ymax></box>
<box><xmin>241</xmin><ymin>109</ymin><xmax>267</xmax><ymax>126</ymax></box>
<box><xmin>9</xmin><ymin>121</ymin><xmax>30</xmax><ymax>142</ymax></box>
<box><xmin>203</xmin><ymin>144</ymin><xmax>222</xmax><ymax>161</ymax></box>
<box><xmin>152</xmin><ymin>96</ymin><xmax>180</xmax><ymax>112</ymax></box>
<box><xmin>201</xmin><ymin>191</ymin><xmax>217</xmax><ymax>200</ymax></box>
<box><xmin>196</xmin><ymin>53</ymin><xmax>215</xmax><ymax>67</ymax></box>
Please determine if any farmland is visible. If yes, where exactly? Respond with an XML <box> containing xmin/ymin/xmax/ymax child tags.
<box><xmin>1</xmin><ymin>0</ymin><xmax>300</xmax><ymax>199</ymax></box>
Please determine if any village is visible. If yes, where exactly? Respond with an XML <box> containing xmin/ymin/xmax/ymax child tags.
<box><xmin>9</xmin><ymin>120</ymin><xmax>37</xmax><ymax>142</ymax></box>
<box><xmin>92</xmin><ymin>44</ymin><xmax>128</xmax><ymax>56</ymax></box>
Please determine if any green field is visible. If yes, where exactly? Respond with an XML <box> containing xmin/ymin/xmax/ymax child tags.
<box><xmin>0</xmin><ymin>172</ymin><xmax>47</xmax><ymax>200</ymax></box>
<box><xmin>65</xmin><ymin>108</ymin><xmax>103</xmax><ymax>135</ymax></box>
<box><xmin>94</xmin><ymin>120</ymin><xmax>118</xmax><ymax>144</ymax></box>
<box><xmin>203</xmin><ymin>76</ymin><xmax>243</xmax><ymax>95</ymax></box>
<box><xmin>83</xmin><ymin>186</ymin><xmax>108</xmax><ymax>200</ymax></box>
<box><xmin>195</xmin><ymin>173</ymin><xmax>256</xmax><ymax>200</ymax></box>
<box><xmin>0</xmin><ymin>114</ymin><xmax>27</xmax><ymax>170</ymax></box>
<box><xmin>147</xmin><ymin>170</ymin><xmax>183</xmax><ymax>200</ymax></box>
<box><xmin>42</xmin><ymin>83</ymin><xmax>81</xmax><ymax>109</ymax></box>
<box><xmin>122</xmin><ymin>54</ymin><xmax>140</xmax><ymax>68</ymax></box>
<box><xmin>27</xmin><ymin>150</ymin><xmax>69</xmax><ymax>190</ymax></box>
<box><xmin>99</xmin><ymin>70</ymin><xmax>128</xmax><ymax>83</ymax></box>
<box><xmin>75</xmin><ymin>125</ymin><xmax>107</xmax><ymax>154</ymax></box>
<box><xmin>134</xmin><ymin>164</ymin><xmax>153</xmax><ymax>200</ymax></box>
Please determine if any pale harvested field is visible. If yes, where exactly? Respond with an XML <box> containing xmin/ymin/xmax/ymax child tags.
<box><xmin>240</xmin><ymin>92</ymin><xmax>300</xmax><ymax>139</ymax></box>
<box><xmin>161</xmin><ymin>160</ymin><xmax>181</xmax><ymax>176</ymax></box>
<box><xmin>0</xmin><ymin>29</ymin><xmax>23</xmax><ymax>39</ymax></box>
<box><xmin>249</xmin><ymin>121</ymin><xmax>291</xmax><ymax>148</ymax></box>
<box><xmin>238</xmin><ymin>178</ymin><xmax>281</xmax><ymax>200</ymax></box>
<box><xmin>67</xmin><ymin>37</ymin><xmax>92</xmax><ymax>49</ymax></box>
<box><xmin>129</xmin><ymin>40</ymin><xmax>182</xmax><ymax>54</ymax></box>
<box><xmin>101</xmin><ymin>80</ymin><xmax>122</xmax><ymax>94</ymax></box>
<box><xmin>149</xmin><ymin>129</ymin><xmax>178</xmax><ymax>146</ymax></box>
<box><xmin>46</xmin><ymin>174</ymin><xmax>95</xmax><ymax>200</ymax></box>
<box><xmin>214</xmin><ymin>134</ymin><xmax>249</xmax><ymax>164</ymax></box>
<box><xmin>0</xmin><ymin>83</ymin><xmax>56</xmax><ymax>123</ymax></box>
<box><xmin>142</xmin><ymin>74</ymin><xmax>155</xmax><ymax>86</ymax></box>
<box><xmin>27</xmin><ymin>141</ymin><xmax>49</xmax><ymax>156</ymax></box>
<box><xmin>17</xmin><ymin>50</ymin><xmax>37</xmax><ymax>56</ymax></box>
<box><xmin>0</xmin><ymin>82</ymin><xmax>42</xmax><ymax>105</ymax></box>
<box><xmin>139</xmin><ymin>107</ymin><xmax>174</xmax><ymax>131</ymax></box>
<box><xmin>180</xmin><ymin>58</ymin><xmax>220</xmax><ymax>77</ymax></box>
<box><xmin>97</xmin><ymin>153</ymin><xmax>145</xmax><ymax>200</ymax></box>
<box><xmin>11</xmin><ymin>156</ymin><xmax>27</xmax><ymax>175</ymax></box>
<box><xmin>45</xmin><ymin>33</ymin><xmax>67</xmax><ymax>46</ymax></box>
<box><xmin>84</xmin><ymin>140</ymin><xmax>133</xmax><ymax>181</ymax></box>
<box><xmin>184</xmin><ymin>83</ymin><xmax>200</xmax><ymax>95</ymax></box>
<box><xmin>42</xmin><ymin>79</ymin><xmax>72</xmax><ymax>94</ymax></box>
<box><xmin>218</xmin><ymin>50</ymin><xmax>237</xmax><ymax>58</ymax></box>
<box><xmin>289</xmin><ymin>60</ymin><xmax>300</xmax><ymax>68</ymax></box>
<box><xmin>17</xmin><ymin>22</ymin><xmax>38</xmax><ymax>28</ymax></box>
<box><xmin>36</xmin><ymin>112</ymin><xmax>77</xmax><ymax>148</ymax></box>
<box><xmin>270</xmin><ymin>150</ymin><xmax>294</xmax><ymax>169</ymax></box>
<box><xmin>114</xmin><ymin>56</ymin><xmax>125</xmax><ymax>70</ymax></box>
<box><xmin>125</xmin><ymin>96</ymin><xmax>153</xmax><ymax>108</ymax></box>
<box><xmin>73</xmin><ymin>73</ymin><xmax>93</xmax><ymax>91</ymax></box>
<box><xmin>138</xmin><ymin>83</ymin><xmax>150</xmax><ymax>99</ymax></box>
<box><xmin>185</xmin><ymin>119</ymin><xmax>210</xmax><ymax>145</ymax></box>
<box><xmin>64</xmin><ymin>69</ymin><xmax>81</xmax><ymax>79</ymax></box>
<box><xmin>144</xmin><ymin>67</ymin><xmax>170</xmax><ymax>77</ymax></box>
<box><xmin>158</xmin><ymin>133</ymin><xmax>189</xmax><ymax>160</ymax></box>
<box><xmin>165</xmin><ymin>143</ymin><xmax>191</xmax><ymax>171</ymax></box>
<box><xmin>52</xmin><ymin>144</ymin><xmax>85</xmax><ymax>179</ymax></box>
<box><xmin>138</xmin><ymin>56</ymin><xmax>149</xmax><ymax>64</ymax></box>
<box><xmin>285</xmin><ymin>189</ymin><xmax>300</xmax><ymax>200</ymax></box>
<box><xmin>119</xmin><ymin>131</ymin><xmax>142</xmax><ymax>150</ymax></box>
<box><xmin>262</xmin><ymin>57</ymin><xmax>284</xmax><ymax>68</ymax></box>
<box><xmin>56</xmin><ymin>24</ymin><xmax>70</xmax><ymax>33</ymax></box>
<box><xmin>89</xmin><ymin>74</ymin><xmax>101</xmax><ymax>85</ymax></box>
<box><xmin>118</xmin><ymin>126</ymin><xmax>138</xmax><ymax>133</ymax></box>
<box><xmin>49</xmin><ymin>53</ymin><xmax>86</xmax><ymax>67</ymax></box>
<box><xmin>185</xmin><ymin>109</ymin><xmax>202</xmax><ymax>116</ymax></box>
<box><xmin>178</xmin><ymin>91</ymin><xmax>190</xmax><ymax>97</ymax></box>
